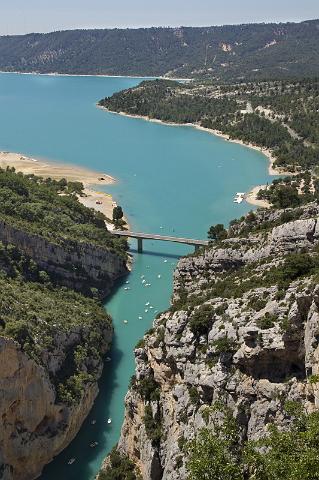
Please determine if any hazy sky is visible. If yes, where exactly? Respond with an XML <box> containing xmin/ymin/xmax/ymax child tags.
<box><xmin>0</xmin><ymin>0</ymin><xmax>318</xmax><ymax>35</ymax></box>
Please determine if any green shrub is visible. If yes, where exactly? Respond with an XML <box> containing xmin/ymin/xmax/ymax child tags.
<box><xmin>136</xmin><ymin>374</ymin><xmax>160</xmax><ymax>402</ymax></box>
<box><xmin>190</xmin><ymin>305</ymin><xmax>213</xmax><ymax>336</ymax></box>
<box><xmin>143</xmin><ymin>405</ymin><xmax>162</xmax><ymax>445</ymax></box>
<box><xmin>256</xmin><ymin>313</ymin><xmax>277</xmax><ymax>330</ymax></box>
<box><xmin>99</xmin><ymin>448</ymin><xmax>139</xmax><ymax>480</ymax></box>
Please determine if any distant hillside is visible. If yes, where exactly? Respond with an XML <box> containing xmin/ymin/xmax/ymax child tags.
<box><xmin>0</xmin><ymin>20</ymin><xmax>319</xmax><ymax>80</ymax></box>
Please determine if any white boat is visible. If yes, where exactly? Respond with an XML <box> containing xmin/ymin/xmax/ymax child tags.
<box><xmin>107</xmin><ymin>418</ymin><xmax>112</xmax><ymax>424</ymax></box>
<box><xmin>233</xmin><ymin>192</ymin><xmax>245</xmax><ymax>204</ymax></box>
<box><xmin>91</xmin><ymin>419</ymin><xmax>96</xmax><ymax>425</ymax></box>
<box><xmin>68</xmin><ymin>458</ymin><xmax>76</xmax><ymax>465</ymax></box>
<box><xmin>105</xmin><ymin>357</ymin><xmax>111</xmax><ymax>362</ymax></box>
<box><xmin>123</xmin><ymin>320</ymin><xmax>128</xmax><ymax>324</ymax></box>
<box><xmin>158</xmin><ymin>274</ymin><xmax>161</xmax><ymax>278</ymax></box>
<box><xmin>138</xmin><ymin>316</ymin><xmax>143</xmax><ymax>320</ymax></box>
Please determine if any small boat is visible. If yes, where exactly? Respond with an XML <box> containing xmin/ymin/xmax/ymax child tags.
<box><xmin>158</xmin><ymin>274</ymin><xmax>161</xmax><ymax>278</ymax></box>
<box><xmin>145</xmin><ymin>309</ymin><xmax>148</xmax><ymax>313</ymax></box>
<box><xmin>68</xmin><ymin>458</ymin><xmax>76</xmax><ymax>465</ymax></box>
<box><xmin>149</xmin><ymin>306</ymin><xmax>153</xmax><ymax>309</ymax></box>
<box><xmin>90</xmin><ymin>442</ymin><xmax>99</xmax><ymax>448</ymax></box>
<box><xmin>91</xmin><ymin>419</ymin><xmax>96</xmax><ymax>425</ymax></box>
<box><xmin>145</xmin><ymin>302</ymin><xmax>150</xmax><ymax>306</ymax></box>
<box><xmin>107</xmin><ymin>418</ymin><xmax>112</xmax><ymax>424</ymax></box>
<box><xmin>138</xmin><ymin>316</ymin><xmax>143</xmax><ymax>320</ymax></box>
<box><xmin>105</xmin><ymin>357</ymin><xmax>111</xmax><ymax>362</ymax></box>
<box><xmin>233</xmin><ymin>192</ymin><xmax>245</xmax><ymax>204</ymax></box>
<box><xmin>123</xmin><ymin>320</ymin><xmax>128</xmax><ymax>324</ymax></box>
<box><xmin>164</xmin><ymin>260</ymin><xmax>168</xmax><ymax>263</ymax></box>
<box><xmin>125</xmin><ymin>281</ymin><xmax>130</xmax><ymax>284</ymax></box>
<box><xmin>142</xmin><ymin>279</ymin><xmax>146</xmax><ymax>284</ymax></box>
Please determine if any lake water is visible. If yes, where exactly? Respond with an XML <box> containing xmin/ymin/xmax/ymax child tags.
<box><xmin>0</xmin><ymin>73</ymin><xmax>274</xmax><ymax>479</ymax></box>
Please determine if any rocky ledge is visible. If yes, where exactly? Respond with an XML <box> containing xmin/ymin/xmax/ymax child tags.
<box><xmin>100</xmin><ymin>203</ymin><xmax>319</xmax><ymax>479</ymax></box>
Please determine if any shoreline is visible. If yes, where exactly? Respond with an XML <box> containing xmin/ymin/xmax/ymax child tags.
<box><xmin>100</xmin><ymin>107</ymin><xmax>290</xmax><ymax>208</ymax></box>
<box><xmin>0</xmin><ymin>151</ymin><xmax>123</xmax><ymax>229</ymax></box>
<box><xmin>0</xmin><ymin>70</ymin><xmax>191</xmax><ymax>82</ymax></box>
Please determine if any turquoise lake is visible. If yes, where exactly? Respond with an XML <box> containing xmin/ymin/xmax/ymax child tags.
<box><xmin>0</xmin><ymin>73</ymin><xmax>274</xmax><ymax>479</ymax></box>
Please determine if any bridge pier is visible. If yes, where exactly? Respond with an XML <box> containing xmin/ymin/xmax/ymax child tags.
<box><xmin>137</xmin><ymin>237</ymin><xmax>143</xmax><ymax>253</ymax></box>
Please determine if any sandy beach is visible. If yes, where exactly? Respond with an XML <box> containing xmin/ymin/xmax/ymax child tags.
<box><xmin>0</xmin><ymin>151</ymin><xmax>117</xmax><ymax>222</ymax></box>
<box><xmin>245</xmin><ymin>185</ymin><xmax>270</xmax><ymax>208</ymax></box>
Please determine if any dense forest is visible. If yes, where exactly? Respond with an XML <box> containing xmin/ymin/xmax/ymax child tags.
<box><xmin>0</xmin><ymin>168</ymin><xmax>130</xmax><ymax>405</ymax></box>
<box><xmin>100</xmin><ymin>78</ymin><xmax>319</xmax><ymax>207</ymax></box>
<box><xmin>0</xmin><ymin>20</ymin><xmax>319</xmax><ymax>80</ymax></box>
<box><xmin>0</xmin><ymin>167</ymin><xmax>127</xmax><ymax>256</ymax></box>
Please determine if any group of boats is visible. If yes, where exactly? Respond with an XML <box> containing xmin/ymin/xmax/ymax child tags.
<box><xmin>67</xmin><ymin>418</ymin><xmax>112</xmax><ymax>465</ymax></box>
<box><xmin>233</xmin><ymin>192</ymin><xmax>245</xmax><ymax>204</ymax></box>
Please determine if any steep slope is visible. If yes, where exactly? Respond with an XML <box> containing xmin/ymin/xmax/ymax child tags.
<box><xmin>0</xmin><ymin>169</ymin><xmax>128</xmax><ymax>479</ymax></box>
<box><xmin>100</xmin><ymin>204</ymin><xmax>319</xmax><ymax>479</ymax></box>
<box><xmin>0</xmin><ymin>20</ymin><xmax>319</xmax><ymax>80</ymax></box>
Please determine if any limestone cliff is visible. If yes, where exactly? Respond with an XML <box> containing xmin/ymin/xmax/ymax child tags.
<box><xmin>0</xmin><ymin>311</ymin><xmax>112</xmax><ymax>480</ymax></box>
<box><xmin>0</xmin><ymin>219</ymin><xmax>128</xmax><ymax>298</ymax></box>
<box><xmin>101</xmin><ymin>204</ymin><xmax>319</xmax><ymax>479</ymax></box>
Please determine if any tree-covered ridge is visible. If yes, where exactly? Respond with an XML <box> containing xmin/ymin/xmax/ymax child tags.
<box><xmin>99</xmin><ymin>78</ymin><xmax>319</xmax><ymax>175</ymax></box>
<box><xmin>0</xmin><ymin>167</ymin><xmax>128</xmax><ymax>256</ymax></box>
<box><xmin>0</xmin><ymin>20</ymin><xmax>319</xmax><ymax>80</ymax></box>
<box><xmin>0</xmin><ymin>243</ymin><xmax>112</xmax><ymax>405</ymax></box>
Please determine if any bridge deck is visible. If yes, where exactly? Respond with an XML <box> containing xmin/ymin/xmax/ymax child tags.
<box><xmin>114</xmin><ymin>230</ymin><xmax>209</xmax><ymax>247</ymax></box>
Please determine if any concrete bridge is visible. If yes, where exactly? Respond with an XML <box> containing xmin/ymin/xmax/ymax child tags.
<box><xmin>114</xmin><ymin>230</ymin><xmax>209</xmax><ymax>253</ymax></box>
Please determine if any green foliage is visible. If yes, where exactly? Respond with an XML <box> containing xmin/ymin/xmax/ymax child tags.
<box><xmin>189</xmin><ymin>304</ymin><xmax>213</xmax><ymax>336</ymax></box>
<box><xmin>245</xmin><ymin>411</ymin><xmax>319</xmax><ymax>480</ymax></box>
<box><xmin>186</xmin><ymin>404</ymin><xmax>242</xmax><ymax>480</ymax></box>
<box><xmin>309</xmin><ymin>374</ymin><xmax>319</xmax><ymax>384</ymax></box>
<box><xmin>102</xmin><ymin>78</ymin><xmax>319</xmax><ymax>178</ymax></box>
<box><xmin>112</xmin><ymin>205</ymin><xmax>124</xmax><ymax>223</ymax></box>
<box><xmin>0</xmin><ymin>168</ymin><xmax>128</xmax><ymax>257</ymax></box>
<box><xmin>135</xmin><ymin>374</ymin><xmax>160</xmax><ymax>402</ymax></box>
<box><xmin>1</xmin><ymin>22</ymin><xmax>319</xmax><ymax>80</ymax></box>
<box><xmin>212</xmin><ymin>336</ymin><xmax>237</xmax><ymax>354</ymax></box>
<box><xmin>99</xmin><ymin>448</ymin><xmax>139</xmax><ymax>480</ymax></box>
<box><xmin>0</xmin><ymin>266</ymin><xmax>111</xmax><ymax>405</ymax></box>
<box><xmin>256</xmin><ymin>313</ymin><xmax>277</xmax><ymax>330</ymax></box>
<box><xmin>188</xmin><ymin>386</ymin><xmax>201</xmax><ymax>406</ymax></box>
<box><xmin>143</xmin><ymin>405</ymin><xmax>162</xmax><ymax>445</ymax></box>
<box><xmin>208</xmin><ymin>224</ymin><xmax>228</xmax><ymax>241</ymax></box>
<box><xmin>248</xmin><ymin>296</ymin><xmax>267</xmax><ymax>312</ymax></box>
<box><xmin>283</xmin><ymin>253</ymin><xmax>317</xmax><ymax>280</ymax></box>
<box><xmin>186</xmin><ymin>402</ymin><xmax>319</xmax><ymax>480</ymax></box>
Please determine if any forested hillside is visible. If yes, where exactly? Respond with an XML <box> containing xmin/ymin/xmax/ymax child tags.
<box><xmin>100</xmin><ymin>77</ymin><xmax>319</xmax><ymax>209</ymax></box>
<box><xmin>0</xmin><ymin>20</ymin><xmax>319</xmax><ymax>80</ymax></box>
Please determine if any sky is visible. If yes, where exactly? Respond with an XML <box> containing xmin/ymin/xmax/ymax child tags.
<box><xmin>0</xmin><ymin>0</ymin><xmax>318</xmax><ymax>36</ymax></box>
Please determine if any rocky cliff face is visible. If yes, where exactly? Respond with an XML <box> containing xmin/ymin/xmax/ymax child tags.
<box><xmin>0</xmin><ymin>320</ymin><xmax>112</xmax><ymax>480</ymax></box>
<box><xmin>102</xmin><ymin>204</ymin><xmax>319</xmax><ymax>479</ymax></box>
<box><xmin>0</xmin><ymin>219</ymin><xmax>128</xmax><ymax>298</ymax></box>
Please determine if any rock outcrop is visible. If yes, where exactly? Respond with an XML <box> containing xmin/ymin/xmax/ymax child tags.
<box><xmin>0</xmin><ymin>219</ymin><xmax>128</xmax><ymax>298</ymax></box>
<box><xmin>101</xmin><ymin>204</ymin><xmax>319</xmax><ymax>479</ymax></box>
<box><xmin>0</xmin><ymin>319</ymin><xmax>112</xmax><ymax>480</ymax></box>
